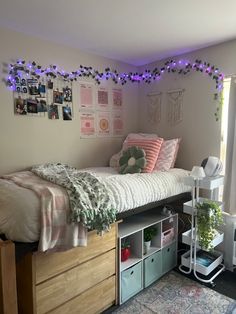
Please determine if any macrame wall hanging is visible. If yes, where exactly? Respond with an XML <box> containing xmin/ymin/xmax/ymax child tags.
<box><xmin>147</xmin><ymin>92</ymin><xmax>162</xmax><ymax>124</ymax></box>
<box><xmin>167</xmin><ymin>89</ymin><xmax>184</xmax><ymax>125</ymax></box>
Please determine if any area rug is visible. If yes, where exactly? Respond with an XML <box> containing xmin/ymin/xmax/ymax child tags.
<box><xmin>114</xmin><ymin>271</ymin><xmax>236</xmax><ymax>314</ymax></box>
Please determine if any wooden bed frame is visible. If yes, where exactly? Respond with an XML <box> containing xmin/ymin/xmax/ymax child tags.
<box><xmin>0</xmin><ymin>192</ymin><xmax>191</xmax><ymax>314</ymax></box>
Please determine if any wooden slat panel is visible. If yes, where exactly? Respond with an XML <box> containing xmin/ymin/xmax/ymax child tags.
<box><xmin>36</xmin><ymin>249</ymin><xmax>115</xmax><ymax>314</ymax></box>
<box><xmin>35</xmin><ymin>223</ymin><xmax>117</xmax><ymax>284</ymax></box>
<box><xmin>48</xmin><ymin>276</ymin><xmax>116</xmax><ymax>314</ymax></box>
<box><xmin>0</xmin><ymin>240</ymin><xmax>18</xmax><ymax>314</ymax></box>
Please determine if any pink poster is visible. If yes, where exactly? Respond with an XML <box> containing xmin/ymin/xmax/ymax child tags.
<box><xmin>112</xmin><ymin>112</ymin><xmax>123</xmax><ymax>136</ymax></box>
<box><xmin>80</xmin><ymin>83</ymin><xmax>94</xmax><ymax>109</ymax></box>
<box><xmin>97</xmin><ymin>87</ymin><xmax>109</xmax><ymax>110</ymax></box>
<box><xmin>112</xmin><ymin>88</ymin><xmax>122</xmax><ymax>109</ymax></box>
<box><xmin>80</xmin><ymin>112</ymin><xmax>95</xmax><ymax>137</ymax></box>
<box><xmin>97</xmin><ymin>112</ymin><xmax>110</xmax><ymax>136</ymax></box>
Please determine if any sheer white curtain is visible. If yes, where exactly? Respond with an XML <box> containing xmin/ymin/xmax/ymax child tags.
<box><xmin>223</xmin><ymin>78</ymin><xmax>236</xmax><ymax>216</ymax></box>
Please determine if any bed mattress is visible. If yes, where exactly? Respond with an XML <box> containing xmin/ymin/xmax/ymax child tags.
<box><xmin>0</xmin><ymin>167</ymin><xmax>191</xmax><ymax>242</ymax></box>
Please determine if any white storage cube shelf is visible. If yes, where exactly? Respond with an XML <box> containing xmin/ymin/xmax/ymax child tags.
<box><xmin>181</xmin><ymin>249</ymin><xmax>223</xmax><ymax>276</ymax></box>
<box><xmin>183</xmin><ymin>197</ymin><xmax>223</xmax><ymax>215</ymax></box>
<box><xmin>118</xmin><ymin>211</ymin><xmax>178</xmax><ymax>304</ymax></box>
<box><xmin>182</xmin><ymin>229</ymin><xmax>224</xmax><ymax>249</ymax></box>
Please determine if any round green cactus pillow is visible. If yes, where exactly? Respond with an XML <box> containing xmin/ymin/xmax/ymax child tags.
<box><xmin>119</xmin><ymin>146</ymin><xmax>147</xmax><ymax>174</ymax></box>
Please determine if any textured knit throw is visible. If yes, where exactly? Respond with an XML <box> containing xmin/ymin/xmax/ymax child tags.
<box><xmin>32</xmin><ymin>163</ymin><xmax>117</xmax><ymax>233</ymax></box>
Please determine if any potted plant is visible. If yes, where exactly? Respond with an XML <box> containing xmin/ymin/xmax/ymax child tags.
<box><xmin>121</xmin><ymin>238</ymin><xmax>131</xmax><ymax>262</ymax></box>
<box><xmin>196</xmin><ymin>200</ymin><xmax>223</xmax><ymax>251</ymax></box>
<box><xmin>144</xmin><ymin>226</ymin><xmax>157</xmax><ymax>254</ymax></box>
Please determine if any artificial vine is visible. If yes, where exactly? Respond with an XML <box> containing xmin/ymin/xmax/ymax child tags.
<box><xmin>6</xmin><ymin>58</ymin><xmax>224</xmax><ymax>120</ymax></box>
<box><xmin>196</xmin><ymin>200</ymin><xmax>223</xmax><ymax>251</ymax></box>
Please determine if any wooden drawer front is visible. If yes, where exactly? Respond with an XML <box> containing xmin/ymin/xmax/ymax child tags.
<box><xmin>49</xmin><ymin>276</ymin><xmax>115</xmax><ymax>314</ymax></box>
<box><xmin>162</xmin><ymin>242</ymin><xmax>177</xmax><ymax>274</ymax></box>
<box><xmin>121</xmin><ymin>262</ymin><xmax>142</xmax><ymax>304</ymax></box>
<box><xmin>35</xmin><ymin>223</ymin><xmax>117</xmax><ymax>284</ymax></box>
<box><xmin>144</xmin><ymin>251</ymin><xmax>162</xmax><ymax>288</ymax></box>
<box><xmin>36</xmin><ymin>249</ymin><xmax>115</xmax><ymax>314</ymax></box>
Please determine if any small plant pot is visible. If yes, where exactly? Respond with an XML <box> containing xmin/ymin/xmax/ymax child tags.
<box><xmin>121</xmin><ymin>247</ymin><xmax>131</xmax><ymax>262</ymax></box>
<box><xmin>144</xmin><ymin>241</ymin><xmax>151</xmax><ymax>255</ymax></box>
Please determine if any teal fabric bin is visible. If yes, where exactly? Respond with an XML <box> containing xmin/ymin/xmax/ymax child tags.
<box><xmin>144</xmin><ymin>250</ymin><xmax>162</xmax><ymax>288</ymax></box>
<box><xmin>121</xmin><ymin>262</ymin><xmax>142</xmax><ymax>303</ymax></box>
<box><xmin>162</xmin><ymin>241</ymin><xmax>177</xmax><ymax>274</ymax></box>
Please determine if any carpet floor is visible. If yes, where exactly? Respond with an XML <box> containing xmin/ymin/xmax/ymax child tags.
<box><xmin>113</xmin><ymin>271</ymin><xmax>236</xmax><ymax>314</ymax></box>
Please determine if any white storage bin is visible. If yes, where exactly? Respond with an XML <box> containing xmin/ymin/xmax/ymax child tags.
<box><xmin>181</xmin><ymin>249</ymin><xmax>223</xmax><ymax>276</ymax></box>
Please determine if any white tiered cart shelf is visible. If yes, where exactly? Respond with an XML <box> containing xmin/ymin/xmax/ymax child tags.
<box><xmin>179</xmin><ymin>174</ymin><xmax>225</xmax><ymax>285</ymax></box>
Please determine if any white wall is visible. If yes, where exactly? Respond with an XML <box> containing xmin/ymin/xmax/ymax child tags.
<box><xmin>0</xmin><ymin>27</ymin><xmax>139</xmax><ymax>175</ymax></box>
<box><xmin>138</xmin><ymin>39</ymin><xmax>236</xmax><ymax>170</ymax></box>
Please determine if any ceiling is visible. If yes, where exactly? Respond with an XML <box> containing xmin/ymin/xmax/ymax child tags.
<box><xmin>0</xmin><ymin>0</ymin><xmax>236</xmax><ymax>66</ymax></box>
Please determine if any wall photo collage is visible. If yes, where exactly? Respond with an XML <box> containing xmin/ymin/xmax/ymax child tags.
<box><xmin>14</xmin><ymin>76</ymin><xmax>73</xmax><ymax>121</ymax></box>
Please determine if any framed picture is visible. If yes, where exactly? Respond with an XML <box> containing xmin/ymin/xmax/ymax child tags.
<box><xmin>62</xmin><ymin>106</ymin><xmax>72</xmax><ymax>120</ymax></box>
<box><xmin>53</xmin><ymin>90</ymin><xmax>64</xmax><ymax>104</ymax></box>
<box><xmin>14</xmin><ymin>97</ymin><xmax>27</xmax><ymax>115</ymax></box>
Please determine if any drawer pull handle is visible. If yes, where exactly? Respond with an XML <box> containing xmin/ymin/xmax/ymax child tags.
<box><xmin>151</xmin><ymin>258</ymin><xmax>154</xmax><ymax>263</ymax></box>
<box><xmin>130</xmin><ymin>271</ymin><xmax>134</xmax><ymax>275</ymax></box>
<box><xmin>167</xmin><ymin>248</ymin><xmax>170</xmax><ymax>252</ymax></box>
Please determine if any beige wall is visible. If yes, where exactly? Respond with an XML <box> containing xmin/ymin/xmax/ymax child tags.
<box><xmin>0</xmin><ymin>27</ymin><xmax>139</xmax><ymax>175</ymax></box>
<box><xmin>138</xmin><ymin>39</ymin><xmax>236</xmax><ymax>170</ymax></box>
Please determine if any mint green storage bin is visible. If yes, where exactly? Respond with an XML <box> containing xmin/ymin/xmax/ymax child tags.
<box><xmin>121</xmin><ymin>262</ymin><xmax>142</xmax><ymax>303</ymax></box>
<box><xmin>162</xmin><ymin>241</ymin><xmax>177</xmax><ymax>274</ymax></box>
<box><xmin>144</xmin><ymin>250</ymin><xmax>162</xmax><ymax>288</ymax></box>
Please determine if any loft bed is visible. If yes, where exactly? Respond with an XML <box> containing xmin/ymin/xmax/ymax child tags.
<box><xmin>0</xmin><ymin>166</ymin><xmax>191</xmax><ymax>314</ymax></box>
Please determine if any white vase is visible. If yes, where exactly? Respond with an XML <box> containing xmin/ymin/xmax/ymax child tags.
<box><xmin>144</xmin><ymin>241</ymin><xmax>151</xmax><ymax>254</ymax></box>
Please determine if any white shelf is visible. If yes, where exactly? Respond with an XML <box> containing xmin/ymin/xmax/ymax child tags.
<box><xmin>181</xmin><ymin>249</ymin><xmax>223</xmax><ymax>276</ymax></box>
<box><xmin>120</xmin><ymin>256</ymin><xmax>142</xmax><ymax>272</ymax></box>
<box><xmin>183</xmin><ymin>197</ymin><xmax>223</xmax><ymax>215</ymax></box>
<box><xmin>184</xmin><ymin>175</ymin><xmax>224</xmax><ymax>190</ymax></box>
<box><xmin>182</xmin><ymin>229</ymin><xmax>224</xmax><ymax>249</ymax></box>
<box><xmin>143</xmin><ymin>246</ymin><xmax>161</xmax><ymax>258</ymax></box>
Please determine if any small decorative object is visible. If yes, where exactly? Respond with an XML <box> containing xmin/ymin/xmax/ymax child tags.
<box><xmin>121</xmin><ymin>239</ymin><xmax>131</xmax><ymax>262</ymax></box>
<box><xmin>201</xmin><ymin>156</ymin><xmax>223</xmax><ymax>177</ymax></box>
<box><xmin>119</xmin><ymin>146</ymin><xmax>146</xmax><ymax>174</ymax></box>
<box><xmin>167</xmin><ymin>89</ymin><xmax>184</xmax><ymax>126</ymax></box>
<box><xmin>144</xmin><ymin>226</ymin><xmax>157</xmax><ymax>254</ymax></box>
<box><xmin>196</xmin><ymin>200</ymin><xmax>223</xmax><ymax>251</ymax></box>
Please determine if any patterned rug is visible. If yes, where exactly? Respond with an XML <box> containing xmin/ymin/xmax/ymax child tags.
<box><xmin>114</xmin><ymin>271</ymin><xmax>236</xmax><ymax>314</ymax></box>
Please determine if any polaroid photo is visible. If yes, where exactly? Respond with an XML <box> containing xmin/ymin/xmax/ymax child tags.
<box><xmin>38</xmin><ymin>83</ymin><xmax>46</xmax><ymax>94</ymax></box>
<box><xmin>27</xmin><ymin>79</ymin><xmax>39</xmax><ymax>95</ymax></box>
<box><xmin>27</xmin><ymin>99</ymin><xmax>38</xmax><ymax>114</ymax></box>
<box><xmin>20</xmin><ymin>78</ymin><xmax>27</xmax><ymax>86</ymax></box>
<box><xmin>62</xmin><ymin>106</ymin><xmax>72</xmax><ymax>120</ymax></box>
<box><xmin>14</xmin><ymin>97</ymin><xmax>27</xmax><ymax>115</ymax></box>
<box><xmin>21</xmin><ymin>86</ymin><xmax>28</xmax><ymax>93</ymax></box>
<box><xmin>47</xmin><ymin>80</ymin><xmax>53</xmax><ymax>89</ymax></box>
<box><xmin>48</xmin><ymin>104</ymin><xmax>59</xmax><ymax>119</ymax></box>
<box><xmin>53</xmin><ymin>90</ymin><xmax>64</xmax><ymax>104</ymax></box>
<box><xmin>36</xmin><ymin>98</ymin><xmax>47</xmax><ymax>112</ymax></box>
<box><xmin>15</xmin><ymin>76</ymin><xmax>20</xmax><ymax>84</ymax></box>
<box><xmin>16</xmin><ymin>86</ymin><xmax>21</xmax><ymax>93</ymax></box>
<box><xmin>63</xmin><ymin>87</ymin><xmax>72</xmax><ymax>102</ymax></box>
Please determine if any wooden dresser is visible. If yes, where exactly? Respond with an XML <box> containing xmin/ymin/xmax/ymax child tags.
<box><xmin>16</xmin><ymin>223</ymin><xmax>118</xmax><ymax>314</ymax></box>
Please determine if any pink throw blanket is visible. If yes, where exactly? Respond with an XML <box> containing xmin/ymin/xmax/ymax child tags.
<box><xmin>2</xmin><ymin>171</ymin><xmax>87</xmax><ymax>252</ymax></box>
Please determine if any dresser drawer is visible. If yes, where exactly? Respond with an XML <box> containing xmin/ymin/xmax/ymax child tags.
<box><xmin>121</xmin><ymin>262</ymin><xmax>142</xmax><ymax>303</ymax></box>
<box><xmin>36</xmin><ymin>249</ymin><xmax>115</xmax><ymax>314</ymax></box>
<box><xmin>162</xmin><ymin>242</ymin><xmax>177</xmax><ymax>274</ymax></box>
<box><xmin>144</xmin><ymin>250</ymin><xmax>162</xmax><ymax>288</ymax></box>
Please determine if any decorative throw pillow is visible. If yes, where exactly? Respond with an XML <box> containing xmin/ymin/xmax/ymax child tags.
<box><xmin>119</xmin><ymin>146</ymin><xmax>147</xmax><ymax>174</ymax></box>
<box><xmin>154</xmin><ymin>138</ymin><xmax>179</xmax><ymax>171</ymax></box>
<box><xmin>123</xmin><ymin>138</ymin><xmax>163</xmax><ymax>173</ymax></box>
<box><xmin>170</xmin><ymin>138</ymin><xmax>181</xmax><ymax>168</ymax></box>
<box><xmin>109</xmin><ymin>133</ymin><xmax>159</xmax><ymax>169</ymax></box>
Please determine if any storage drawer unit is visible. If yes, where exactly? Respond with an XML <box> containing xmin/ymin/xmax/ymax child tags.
<box><xmin>162</xmin><ymin>242</ymin><xmax>177</xmax><ymax>274</ymax></box>
<box><xmin>144</xmin><ymin>250</ymin><xmax>162</xmax><ymax>288</ymax></box>
<box><xmin>121</xmin><ymin>262</ymin><xmax>142</xmax><ymax>303</ymax></box>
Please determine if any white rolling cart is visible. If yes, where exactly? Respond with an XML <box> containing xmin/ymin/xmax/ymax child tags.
<box><xmin>179</xmin><ymin>171</ymin><xmax>225</xmax><ymax>285</ymax></box>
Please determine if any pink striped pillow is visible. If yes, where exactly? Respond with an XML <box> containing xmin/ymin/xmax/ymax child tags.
<box><xmin>123</xmin><ymin>138</ymin><xmax>163</xmax><ymax>173</ymax></box>
<box><xmin>154</xmin><ymin>138</ymin><xmax>180</xmax><ymax>171</ymax></box>
<box><xmin>171</xmin><ymin>138</ymin><xmax>181</xmax><ymax>168</ymax></box>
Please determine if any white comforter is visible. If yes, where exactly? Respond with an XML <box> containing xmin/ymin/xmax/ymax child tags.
<box><xmin>0</xmin><ymin>167</ymin><xmax>190</xmax><ymax>242</ymax></box>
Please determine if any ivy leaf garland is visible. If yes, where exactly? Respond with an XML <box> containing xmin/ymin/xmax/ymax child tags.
<box><xmin>6</xmin><ymin>58</ymin><xmax>224</xmax><ymax>120</ymax></box>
